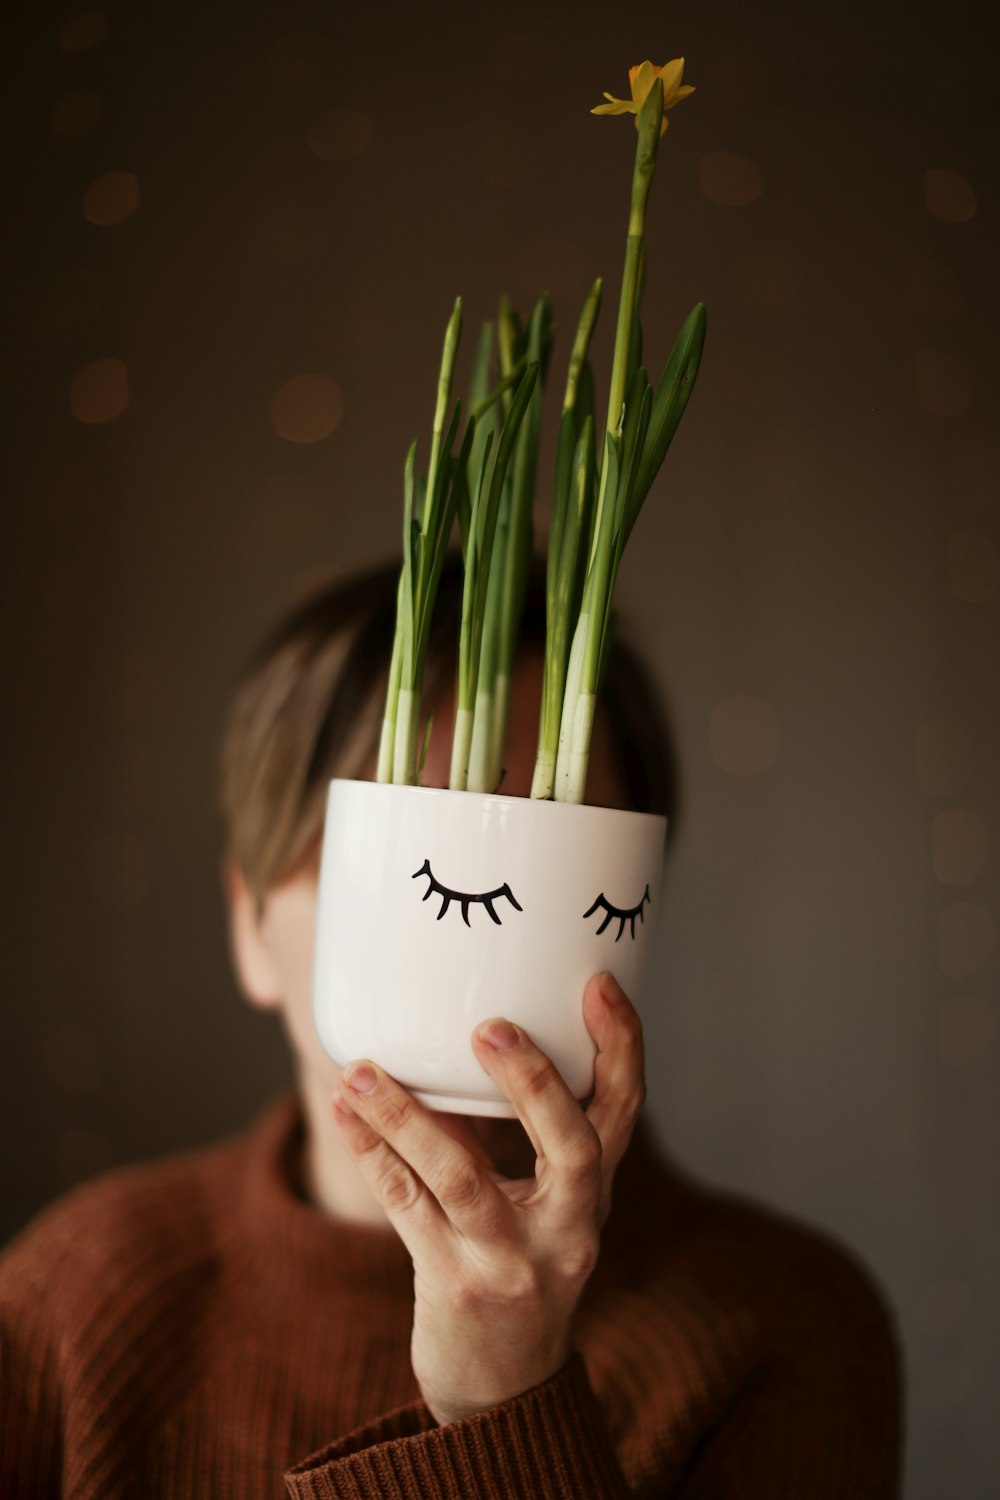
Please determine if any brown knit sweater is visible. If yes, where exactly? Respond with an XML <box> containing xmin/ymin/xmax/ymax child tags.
<box><xmin>0</xmin><ymin>1095</ymin><xmax>901</xmax><ymax>1497</ymax></box>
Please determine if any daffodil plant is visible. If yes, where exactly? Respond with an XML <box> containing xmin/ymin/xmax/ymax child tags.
<box><xmin>377</xmin><ymin>58</ymin><xmax>706</xmax><ymax>802</ymax></box>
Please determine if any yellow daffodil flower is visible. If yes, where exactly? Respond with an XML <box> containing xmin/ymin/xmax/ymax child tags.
<box><xmin>591</xmin><ymin>57</ymin><xmax>695</xmax><ymax>135</ymax></box>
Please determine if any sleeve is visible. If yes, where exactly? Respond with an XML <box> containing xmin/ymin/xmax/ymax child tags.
<box><xmin>672</xmin><ymin>1271</ymin><xmax>904</xmax><ymax>1500</ymax></box>
<box><xmin>0</xmin><ymin>1236</ymin><xmax>64</xmax><ymax>1500</ymax></box>
<box><xmin>284</xmin><ymin>1354</ymin><xmax>632</xmax><ymax>1500</ymax></box>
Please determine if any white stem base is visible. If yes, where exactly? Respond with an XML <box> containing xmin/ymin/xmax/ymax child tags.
<box><xmin>393</xmin><ymin>690</ymin><xmax>419</xmax><ymax>786</ymax></box>
<box><xmin>557</xmin><ymin>693</ymin><xmax>595</xmax><ymax>804</ymax></box>
<box><xmin>467</xmin><ymin>689</ymin><xmax>494</xmax><ymax>793</ymax></box>
<box><xmin>449</xmin><ymin>705</ymin><xmax>473</xmax><ymax>790</ymax></box>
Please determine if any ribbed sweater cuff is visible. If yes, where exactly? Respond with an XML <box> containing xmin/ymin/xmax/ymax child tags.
<box><xmin>284</xmin><ymin>1353</ymin><xmax>631</xmax><ymax>1500</ymax></box>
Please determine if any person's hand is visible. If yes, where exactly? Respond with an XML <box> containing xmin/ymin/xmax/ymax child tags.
<box><xmin>329</xmin><ymin>969</ymin><xmax>645</xmax><ymax>1426</ymax></box>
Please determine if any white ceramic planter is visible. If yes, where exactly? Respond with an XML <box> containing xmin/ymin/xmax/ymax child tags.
<box><xmin>312</xmin><ymin>779</ymin><xmax>666</xmax><ymax>1117</ymax></box>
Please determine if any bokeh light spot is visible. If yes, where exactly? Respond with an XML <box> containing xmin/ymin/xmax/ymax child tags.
<box><xmin>924</xmin><ymin>168</ymin><xmax>977</xmax><ymax>223</ymax></box>
<box><xmin>270</xmin><ymin>374</ymin><xmax>344</xmax><ymax>443</ymax></box>
<box><xmin>710</xmin><ymin>695</ymin><xmax>780</xmax><ymax>778</ymax></box>
<box><xmin>937</xmin><ymin>902</ymin><xmax>994</xmax><ymax>978</ymax></box>
<box><xmin>932</xmin><ymin>808</ymin><xmax>991</xmax><ymax>887</ymax></box>
<box><xmin>51</xmin><ymin>88</ymin><xmax>103</xmax><ymax>137</ymax></box>
<box><xmin>307</xmin><ymin>108</ymin><xmax>374</xmax><ymax>162</ymax></box>
<box><xmin>69</xmin><ymin>358</ymin><xmax>128</xmax><ymax>424</ymax></box>
<box><xmin>913</xmin><ymin>350</ymin><xmax>971</xmax><ymax>419</ymax></box>
<box><xmin>83</xmin><ymin>170</ymin><xmax>140</xmax><ymax>226</ymax></box>
<box><xmin>947</xmin><ymin>528</ymin><xmax>1000</xmax><ymax>604</ymax></box>
<box><xmin>937</xmin><ymin>995</ymin><xmax>994</xmax><ymax>1069</ymax></box>
<box><xmin>698</xmin><ymin>151</ymin><xmax>764</xmax><ymax>207</ymax></box>
<box><xmin>58</xmin><ymin>9</ymin><xmax>108</xmax><ymax>52</ymax></box>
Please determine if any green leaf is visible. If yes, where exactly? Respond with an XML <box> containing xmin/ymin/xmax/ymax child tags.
<box><xmin>470</xmin><ymin>361</ymin><xmax>539</xmax><ymax>675</ymax></box>
<box><xmin>468</xmin><ymin>322</ymin><xmax>493</xmax><ymax>408</ymax></box>
<box><xmin>416</xmin><ymin>411</ymin><xmax>475</xmax><ymax>669</ymax></box>
<box><xmin>576</xmin><ymin>358</ymin><xmax>595</xmax><ymax>435</ymax></box>
<box><xmin>624</xmin><ymin>314</ymin><xmax>643</xmax><ymax>406</ymax></box>
<box><xmin>616</xmin><ymin>372</ymin><xmax>652</xmax><ymax>546</ymax></box>
<box><xmin>548</xmin><ymin>409</ymin><xmax>578</xmax><ymax>611</ymax></box>
<box><xmin>563</xmin><ymin>279</ymin><xmax>602</xmax><ymax>414</ymax></box>
<box><xmin>424</xmin><ymin>298</ymin><xmax>463</xmax><ymax>526</ymax></box>
<box><xmin>417</xmin><ymin>708</ymin><xmax>434</xmax><ymax>780</ymax></box>
<box><xmin>399</xmin><ymin>440</ymin><xmax>418</xmax><ymax>683</ymax></box>
<box><xmin>582</xmin><ymin>432</ymin><xmax>620</xmax><ymax>694</ymax></box>
<box><xmin>633</xmin><ymin>301</ymin><xmax>707</xmax><ymax>503</ymax></box>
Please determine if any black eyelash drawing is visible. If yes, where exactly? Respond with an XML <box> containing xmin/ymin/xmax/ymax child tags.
<box><xmin>412</xmin><ymin>858</ymin><xmax>523</xmax><ymax>927</ymax></box>
<box><xmin>582</xmin><ymin>884</ymin><xmax>651</xmax><ymax>941</ymax></box>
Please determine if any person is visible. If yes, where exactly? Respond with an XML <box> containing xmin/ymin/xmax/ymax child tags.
<box><xmin>0</xmin><ymin>555</ymin><xmax>902</xmax><ymax>1497</ymax></box>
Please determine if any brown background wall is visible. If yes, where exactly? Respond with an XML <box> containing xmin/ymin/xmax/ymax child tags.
<box><xmin>2</xmin><ymin>3</ymin><xmax>997</xmax><ymax>1495</ymax></box>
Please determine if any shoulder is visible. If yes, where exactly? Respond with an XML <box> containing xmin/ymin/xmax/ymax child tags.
<box><xmin>597</xmin><ymin>1122</ymin><xmax>901</xmax><ymax>1392</ymax></box>
<box><xmin>586</xmin><ymin>1128</ymin><xmax>902</xmax><ymax>1492</ymax></box>
<box><xmin>0</xmin><ymin>1110</ymin><xmax>259</xmax><ymax>1353</ymax></box>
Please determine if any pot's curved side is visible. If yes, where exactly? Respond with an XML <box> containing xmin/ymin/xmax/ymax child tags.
<box><xmin>313</xmin><ymin>780</ymin><xmax>666</xmax><ymax>1116</ymax></box>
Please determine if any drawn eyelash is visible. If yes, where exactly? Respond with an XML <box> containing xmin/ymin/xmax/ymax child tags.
<box><xmin>412</xmin><ymin>858</ymin><xmax>523</xmax><ymax>927</ymax></box>
<box><xmin>582</xmin><ymin>884</ymin><xmax>651</xmax><ymax>941</ymax></box>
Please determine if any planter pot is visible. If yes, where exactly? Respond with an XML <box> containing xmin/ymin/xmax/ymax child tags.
<box><xmin>312</xmin><ymin>779</ymin><xmax>666</xmax><ymax>1117</ymax></box>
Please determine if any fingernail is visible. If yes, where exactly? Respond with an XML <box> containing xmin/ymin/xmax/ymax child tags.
<box><xmin>599</xmin><ymin>971</ymin><xmax>624</xmax><ymax>1005</ymax></box>
<box><xmin>342</xmin><ymin>1062</ymin><xmax>378</xmax><ymax>1094</ymax></box>
<box><xmin>478</xmin><ymin>1018</ymin><xmax>520</xmax><ymax>1051</ymax></box>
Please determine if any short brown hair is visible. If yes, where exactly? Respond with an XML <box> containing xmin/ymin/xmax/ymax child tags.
<box><xmin>219</xmin><ymin>553</ymin><xmax>677</xmax><ymax>899</ymax></box>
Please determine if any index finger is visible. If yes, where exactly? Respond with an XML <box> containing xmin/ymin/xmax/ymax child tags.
<box><xmin>581</xmin><ymin>971</ymin><xmax>646</xmax><ymax>1190</ymax></box>
<box><xmin>339</xmin><ymin>1060</ymin><xmax>512</xmax><ymax>1243</ymax></box>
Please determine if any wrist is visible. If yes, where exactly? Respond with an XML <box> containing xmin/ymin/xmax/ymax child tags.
<box><xmin>420</xmin><ymin>1343</ymin><xmax>576</xmax><ymax>1427</ymax></box>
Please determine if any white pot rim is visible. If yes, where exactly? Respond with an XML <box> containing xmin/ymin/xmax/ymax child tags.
<box><xmin>330</xmin><ymin>777</ymin><xmax>667</xmax><ymax>832</ymax></box>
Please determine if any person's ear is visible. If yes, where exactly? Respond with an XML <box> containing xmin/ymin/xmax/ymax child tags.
<box><xmin>223</xmin><ymin>861</ymin><xmax>282</xmax><ymax>1012</ymax></box>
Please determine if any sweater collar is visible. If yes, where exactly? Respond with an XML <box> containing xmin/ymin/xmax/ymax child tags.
<box><xmin>222</xmin><ymin>1090</ymin><xmax>692</xmax><ymax>1324</ymax></box>
<box><xmin>225</xmin><ymin>1094</ymin><xmax>414</xmax><ymax>1323</ymax></box>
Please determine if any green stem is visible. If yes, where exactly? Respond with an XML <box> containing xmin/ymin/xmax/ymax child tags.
<box><xmin>563</xmin><ymin>691</ymin><xmax>596</xmax><ymax>805</ymax></box>
<box><xmin>489</xmin><ymin>669</ymin><xmax>510</xmax><ymax>790</ymax></box>
<box><xmin>554</xmin><ymin>606</ymin><xmax>588</xmax><ymax>799</ymax></box>
<box><xmin>425</xmin><ymin>300</ymin><xmax>462</xmax><ymax>529</ymax></box>
<box><xmin>604</xmin><ymin>234</ymin><xmax>644</xmax><ymax>447</ymax></box>
<box><xmin>590</xmin><ymin>80</ymin><xmax>663</xmax><ymax>570</ymax></box>
<box><xmin>376</xmin><ymin>624</ymin><xmax>403</xmax><ymax>782</ymax></box>
<box><xmin>393</xmin><ymin>688</ymin><xmax>421</xmax><ymax>786</ymax></box>
<box><xmin>530</xmin><ymin>744</ymin><xmax>555</xmax><ymax>800</ymax></box>
<box><xmin>450</xmin><ymin>706</ymin><xmax>474</xmax><ymax>790</ymax></box>
<box><xmin>467</xmin><ymin>686</ymin><xmax>495</xmax><ymax>792</ymax></box>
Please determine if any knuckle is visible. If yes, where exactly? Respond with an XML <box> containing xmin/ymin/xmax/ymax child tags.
<box><xmin>561</xmin><ymin>1128</ymin><xmax>603</xmax><ymax>1186</ymax></box>
<box><xmin>451</xmin><ymin>1269</ymin><xmax>489</xmax><ymax>1310</ymax></box>
<box><xmin>377</xmin><ymin>1160</ymin><xmax>422</xmax><ymax>1214</ymax></box>
<box><xmin>560</xmin><ymin>1233</ymin><xmax>600</xmax><ymax>1283</ymax></box>
<box><xmin>501</xmin><ymin>1261</ymin><xmax>544</xmax><ymax>1304</ymax></box>
<box><xmin>452</xmin><ymin>1257</ymin><xmax>541</xmax><ymax>1309</ymax></box>
<box><xmin>622</xmin><ymin>1079</ymin><xmax>646</xmax><ymax>1129</ymax></box>
<box><xmin>436</xmin><ymin>1160</ymin><xmax>482</xmax><ymax>1213</ymax></box>
<box><xmin>619</xmin><ymin>1003</ymin><xmax>644</xmax><ymax>1047</ymax></box>
<box><xmin>521</xmin><ymin>1056</ymin><xmax>560</xmax><ymax>1101</ymax></box>
<box><xmin>355</xmin><ymin>1135</ymin><xmax>422</xmax><ymax>1214</ymax></box>
<box><xmin>375</xmin><ymin>1089</ymin><xmax>415</xmax><ymax>1136</ymax></box>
